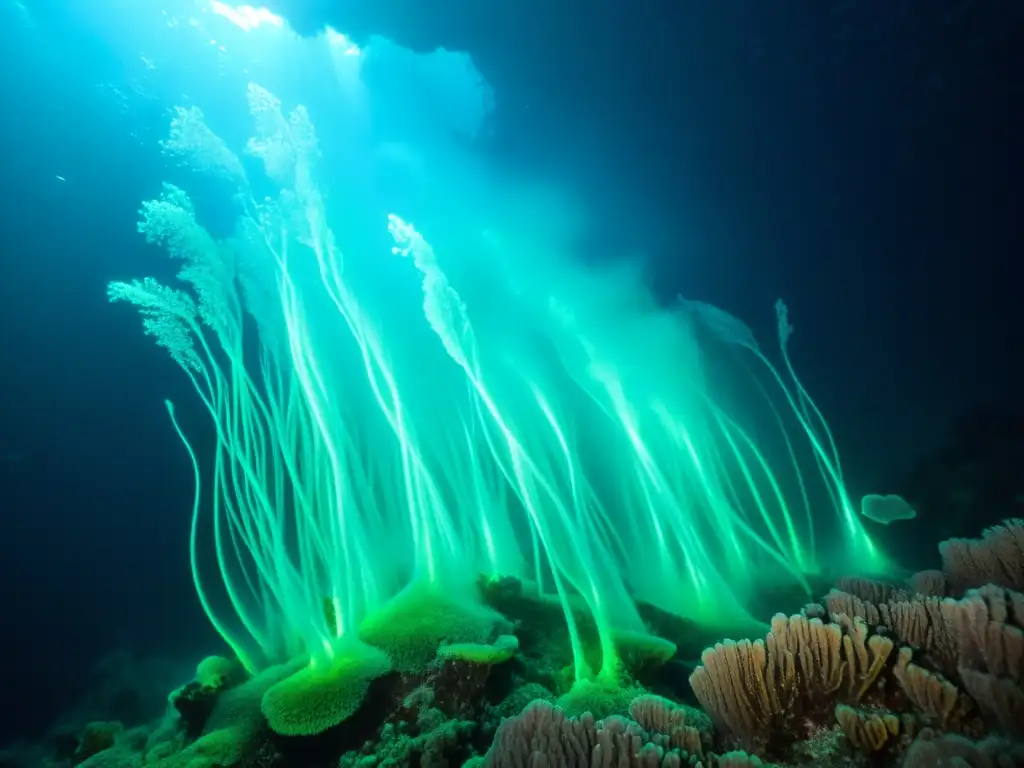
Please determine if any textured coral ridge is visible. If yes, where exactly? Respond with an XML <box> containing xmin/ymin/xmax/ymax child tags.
<box><xmin>686</xmin><ymin>518</ymin><xmax>1024</xmax><ymax>766</ymax></box>
<box><xmin>7</xmin><ymin>519</ymin><xmax>1024</xmax><ymax>768</ymax></box>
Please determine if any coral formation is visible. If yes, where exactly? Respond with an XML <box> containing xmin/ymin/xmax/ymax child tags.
<box><xmin>688</xmin><ymin>612</ymin><xmax>895</xmax><ymax>754</ymax></box>
<box><xmin>940</xmin><ymin>519</ymin><xmax>1024</xmax><ymax>593</ymax></box>
<box><xmin>833</xmin><ymin>705</ymin><xmax>899</xmax><ymax>753</ymax></box>
<box><xmin>260</xmin><ymin>642</ymin><xmax>392</xmax><ymax>736</ymax></box>
<box><xmin>901</xmin><ymin>728</ymin><xmax>1024</xmax><ymax>767</ymax></box>
<box><xmin>480</xmin><ymin>699</ymin><xmax>704</xmax><ymax>768</ymax></box>
<box><xmin>3</xmin><ymin>515</ymin><xmax>1023</xmax><ymax>768</ymax></box>
<box><xmin>339</xmin><ymin>686</ymin><xmax>475</xmax><ymax>768</ymax></box>
<box><xmin>676</xmin><ymin>516</ymin><xmax>1024</xmax><ymax>765</ymax></box>
<box><xmin>359</xmin><ymin>583</ymin><xmax>511</xmax><ymax>675</ymax></box>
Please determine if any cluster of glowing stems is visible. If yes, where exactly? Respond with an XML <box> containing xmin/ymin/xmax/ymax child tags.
<box><xmin>113</xmin><ymin>87</ymin><xmax>885</xmax><ymax>684</ymax></box>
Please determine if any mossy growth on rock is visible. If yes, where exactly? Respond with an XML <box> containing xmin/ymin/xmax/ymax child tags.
<box><xmin>360</xmin><ymin>580</ymin><xmax>510</xmax><ymax>673</ymax></box>
<box><xmin>261</xmin><ymin>641</ymin><xmax>392</xmax><ymax>736</ymax></box>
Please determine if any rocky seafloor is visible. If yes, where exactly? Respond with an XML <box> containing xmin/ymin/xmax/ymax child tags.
<box><xmin>2</xmin><ymin>511</ymin><xmax>1023</xmax><ymax>768</ymax></box>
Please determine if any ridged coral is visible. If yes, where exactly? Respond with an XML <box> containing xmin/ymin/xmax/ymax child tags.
<box><xmin>481</xmin><ymin>700</ymin><xmax>654</xmax><ymax>768</ymax></box>
<box><xmin>479</xmin><ymin>696</ymin><xmax>730</xmax><ymax>768</ymax></box>
<box><xmin>891</xmin><ymin>646</ymin><xmax>975</xmax><ymax>732</ymax></box>
<box><xmin>628</xmin><ymin>694</ymin><xmax>709</xmax><ymax>759</ymax></box>
<box><xmin>824</xmin><ymin>582</ymin><xmax>1024</xmax><ymax>736</ymax></box>
<box><xmin>687</xmin><ymin>613</ymin><xmax>894</xmax><ymax>751</ymax></box>
<box><xmin>940</xmin><ymin>519</ymin><xmax>1024</xmax><ymax>594</ymax></box>
<box><xmin>833</xmin><ymin>704</ymin><xmax>899</xmax><ymax>752</ymax></box>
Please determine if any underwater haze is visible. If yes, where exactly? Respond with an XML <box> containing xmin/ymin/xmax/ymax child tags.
<box><xmin>0</xmin><ymin>1</ymin><xmax>1021</xmax><ymax>766</ymax></box>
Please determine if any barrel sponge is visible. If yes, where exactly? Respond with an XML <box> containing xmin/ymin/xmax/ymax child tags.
<box><xmin>260</xmin><ymin>642</ymin><xmax>392</xmax><ymax>736</ymax></box>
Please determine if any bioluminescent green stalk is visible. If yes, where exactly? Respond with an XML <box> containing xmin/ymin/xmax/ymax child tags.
<box><xmin>578</xmin><ymin>361</ymin><xmax>783</xmax><ymax>627</ymax></box>
<box><xmin>772</xmin><ymin>300</ymin><xmax>881</xmax><ymax>569</ymax></box>
<box><xmin>116</xmin><ymin>134</ymin><xmax>391</xmax><ymax>672</ymax></box>
<box><xmin>246</xmin><ymin>92</ymin><xmax>468</xmax><ymax>593</ymax></box>
<box><xmin>683</xmin><ymin>298</ymin><xmax>885</xmax><ymax>577</ymax></box>
<box><xmin>166</xmin><ymin>397</ymin><xmax>257</xmax><ymax>674</ymax></box>
<box><xmin>289</xmin><ymin>191</ymin><xmax>458</xmax><ymax>588</ymax></box>
<box><xmin>108</xmin><ymin>264</ymin><xmax>290</xmax><ymax>670</ymax></box>
<box><xmin>518</xmin><ymin>299</ymin><xmax>756</xmax><ymax>627</ymax></box>
<box><xmin>117</xmin><ymin>81</ymin><xmax>893</xmax><ymax>695</ymax></box>
<box><xmin>390</xmin><ymin>214</ymin><xmax>642</xmax><ymax>684</ymax></box>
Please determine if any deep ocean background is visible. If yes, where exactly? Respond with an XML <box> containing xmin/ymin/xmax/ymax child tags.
<box><xmin>0</xmin><ymin>0</ymin><xmax>1020</xmax><ymax>745</ymax></box>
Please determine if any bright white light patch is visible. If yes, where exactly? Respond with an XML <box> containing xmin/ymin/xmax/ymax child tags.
<box><xmin>326</xmin><ymin>27</ymin><xmax>360</xmax><ymax>56</ymax></box>
<box><xmin>209</xmin><ymin>2</ymin><xmax>284</xmax><ymax>32</ymax></box>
